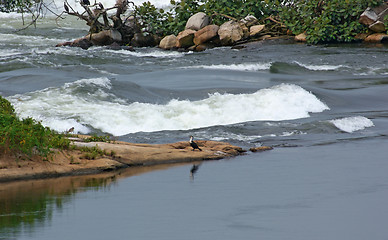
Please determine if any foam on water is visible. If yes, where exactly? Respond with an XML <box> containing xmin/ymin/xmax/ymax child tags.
<box><xmin>8</xmin><ymin>80</ymin><xmax>330</xmax><ymax>136</ymax></box>
<box><xmin>104</xmin><ymin>49</ymin><xmax>189</xmax><ymax>58</ymax></box>
<box><xmin>330</xmin><ymin>116</ymin><xmax>374</xmax><ymax>133</ymax></box>
<box><xmin>187</xmin><ymin>63</ymin><xmax>272</xmax><ymax>71</ymax></box>
<box><xmin>294</xmin><ymin>61</ymin><xmax>342</xmax><ymax>71</ymax></box>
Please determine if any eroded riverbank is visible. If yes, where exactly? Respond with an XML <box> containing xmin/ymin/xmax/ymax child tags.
<box><xmin>0</xmin><ymin>136</ymin><xmax>248</xmax><ymax>182</ymax></box>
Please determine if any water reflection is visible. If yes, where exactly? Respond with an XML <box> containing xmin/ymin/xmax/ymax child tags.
<box><xmin>0</xmin><ymin>163</ymin><xmax>187</xmax><ymax>238</ymax></box>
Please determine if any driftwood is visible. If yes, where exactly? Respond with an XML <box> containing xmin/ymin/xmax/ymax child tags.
<box><xmin>57</xmin><ymin>0</ymin><xmax>146</xmax><ymax>49</ymax></box>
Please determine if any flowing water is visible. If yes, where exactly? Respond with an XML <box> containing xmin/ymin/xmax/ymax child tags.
<box><xmin>1</xmin><ymin>2</ymin><xmax>388</xmax><ymax>239</ymax></box>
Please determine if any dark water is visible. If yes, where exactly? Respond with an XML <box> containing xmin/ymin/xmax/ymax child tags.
<box><xmin>1</xmin><ymin>16</ymin><xmax>388</xmax><ymax>239</ymax></box>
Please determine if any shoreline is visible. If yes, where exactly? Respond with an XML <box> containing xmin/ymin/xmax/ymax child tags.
<box><xmin>0</xmin><ymin>136</ymin><xmax>255</xmax><ymax>183</ymax></box>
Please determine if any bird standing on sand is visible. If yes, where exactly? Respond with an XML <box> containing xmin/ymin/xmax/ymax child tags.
<box><xmin>189</xmin><ymin>136</ymin><xmax>202</xmax><ymax>151</ymax></box>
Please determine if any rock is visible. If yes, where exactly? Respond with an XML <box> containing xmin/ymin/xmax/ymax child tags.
<box><xmin>354</xmin><ymin>33</ymin><xmax>369</xmax><ymax>41</ymax></box>
<box><xmin>295</xmin><ymin>32</ymin><xmax>307</xmax><ymax>42</ymax></box>
<box><xmin>359</xmin><ymin>7</ymin><xmax>379</xmax><ymax>26</ymax></box>
<box><xmin>194</xmin><ymin>42</ymin><xmax>217</xmax><ymax>52</ymax></box>
<box><xmin>185</xmin><ymin>12</ymin><xmax>211</xmax><ymax>31</ymax></box>
<box><xmin>250</xmin><ymin>146</ymin><xmax>273</xmax><ymax>152</ymax></box>
<box><xmin>176</xmin><ymin>29</ymin><xmax>196</xmax><ymax>48</ymax></box>
<box><xmin>240</xmin><ymin>15</ymin><xmax>258</xmax><ymax>27</ymax></box>
<box><xmin>218</xmin><ymin>20</ymin><xmax>245</xmax><ymax>46</ymax></box>
<box><xmin>250</xmin><ymin>24</ymin><xmax>266</xmax><ymax>37</ymax></box>
<box><xmin>259</xmin><ymin>35</ymin><xmax>272</xmax><ymax>40</ymax></box>
<box><xmin>193</xmin><ymin>24</ymin><xmax>219</xmax><ymax>45</ymax></box>
<box><xmin>159</xmin><ymin>34</ymin><xmax>177</xmax><ymax>50</ymax></box>
<box><xmin>86</xmin><ymin>29</ymin><xmax>122</xmax><ymax>46</ymax></box>
<box><xmin>364</xmin><ymin>33</ymin><xmax>388</xmax><ymax>43</ymax></box>
<box><xmin>131</xmin><ymin>33</ymin><xmax>157</xmax><ymax>47</ymax></box>
<box><xmin>360</xmin><ymin>3</ymin><xmax>388</xmax><ymax>32</ymax></box>
<box><xmin>369</xmin><ymin>20</ymin><xmax>386</xmax><ymax>33</ymax></box>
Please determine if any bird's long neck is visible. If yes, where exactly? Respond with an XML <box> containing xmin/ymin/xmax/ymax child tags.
<box><xmin>190</xmin><ymin>137</ymin><xmax>193</xmax><ymax>143</ymax></box>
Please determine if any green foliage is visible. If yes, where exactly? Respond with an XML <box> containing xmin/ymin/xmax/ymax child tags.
<box><xmin>0</xmin><ymin>0</ymin><xmax>35</xmax><ymax>13</ymax></box>
<box><xmin>200</xmin><ymin>0</ymin><xmax>275</xmax><ymax>26</ymax></box>
<box><xmin>0</xmin><ymin>96</ymin><xmax>15</xmax><ymax>115</ymax></box>
<box><xmin>83</xmin><ymin>135</ymin><xmax>112</xmax><ymax>143</ymax></box>
<box><xmin>134</xmin><ymin>0</ymin><xmax>276</xmax><ymax>36</ymax></box>
<box><xmin>134</xmin><ymin>1</ymin><xmax>169</xmax><ymax>35</ymax></box>
<box><xmin>279</xmin><ymin>0</ymin><xmax>384</xmax><ymax>44</ymax></box>
<box><xmin>0</xmin><ymin>96</ymin><xmax>70</xmax><ymax>158</ymax></box>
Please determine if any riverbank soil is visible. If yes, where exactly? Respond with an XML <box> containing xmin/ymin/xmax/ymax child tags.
<box><xmin>0</xmin><ymin>138</ymin><xmax>246</xmax><ymax>182</ymax></box>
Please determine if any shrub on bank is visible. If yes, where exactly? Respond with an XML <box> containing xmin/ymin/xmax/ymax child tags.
<box><xmin>134</xmin><ymin>0</ymin><xmax>385</xmax><ymax>44</ymax></box>
<box><xmin>280</xmin><ymin>0</ymin><xmax>384</xmax><ymax>44</ymax></box>
<box><xmin>0</xmin><ymin>96</ymin><xmax>70</xmax><ymax>158</ymax></box>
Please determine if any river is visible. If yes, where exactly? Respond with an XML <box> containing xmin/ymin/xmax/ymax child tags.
<box><xmin>1</xmin><ymin>2</ymin><xmax>388</xmax><ymax>239</ymax></box>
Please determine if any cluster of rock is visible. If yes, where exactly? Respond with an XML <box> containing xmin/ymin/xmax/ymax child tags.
<box><xmin>358</xmin><ymin>3</ymin><xmax>388</xmax><ymax>43</ymax></box>
<box><xmin>295</xmin><ymin>3</ymin><xmax>388</xmax><ymax>44</ymax></box>
<box><xmin>158</xmin><ymin>12</ymin><xmax>268</xmax><ymax>51</ymax></box>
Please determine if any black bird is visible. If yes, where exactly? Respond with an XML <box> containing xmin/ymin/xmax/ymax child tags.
<box><xmin>189</xmin><ymin>136</ymin><xmax>202</xmax><ymax>151</ymax></box>
<box><xmin>82</xmin><ymin>0</ymin><xmax>90</xmax><ymax>5</ymax></box>
<box><xmin>64</xmin><ymin>2</ymin><xmax>69</xmax><ymax>12</ymax></box>
<box><xmin>67</xmin><ymin>127</ymin><xmax>74</xmax><ymax>133</ymax></box>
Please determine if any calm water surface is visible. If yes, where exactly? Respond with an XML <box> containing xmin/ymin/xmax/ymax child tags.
<box><xmin>1</xmin><ymin>8</ymin><xmax>388</xmax><ymax>240</ymax></box>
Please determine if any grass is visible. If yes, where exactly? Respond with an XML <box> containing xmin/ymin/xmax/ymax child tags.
<box><xmin>0</xmin><ymin>96</ymin><xmax>70</xmax><ymax>159</ymax></box>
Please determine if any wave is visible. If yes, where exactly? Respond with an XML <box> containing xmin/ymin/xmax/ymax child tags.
<box><xmin>330</xmin><ymin>116</ymin><xmax>374</xmax><ymax>133</ymax></box>
<box><xmin>8</xmin><ymin>79</ymin><xmax>329</xmax><ymax>136</ymax></box>
<box><xmin>104</xmin><ymin>48</ymin><xmax>189</xmax><ymax>58</ymax></box>
<box><xmin>187</xmin><ymin>63</ymin><xmax>272</xmax><ymax>71</ymax></box>
<box><xmin>293</xmin><ymin>61</ymin><xmax>342</xmax><ymax>71</ymax></box>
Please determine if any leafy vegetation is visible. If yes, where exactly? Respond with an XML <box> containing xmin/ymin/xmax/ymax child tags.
<box><xmin>279</xmin><ymin>0</ymin><xmax>384</xmax><ymax>44</ymax></box>
<box><xmin>83</xmin><ymin>135</ymin><xmax>112</xmax><ymax>143</ymax></box>
<box><xmin>0</xmin><ymin>0</ymin><xmax>34</xmax><ymax>13</ymax></box>
<box><xmin>0</xmin><ymin>96</ymin><xmax>70</xmax><ymax>159</ymax></box>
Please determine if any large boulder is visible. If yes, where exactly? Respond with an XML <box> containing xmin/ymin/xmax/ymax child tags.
<box><xmin>369</xmin><ymin>21</ymin><xmax>386</xmax><ymax>33</ymax></box>
<box><xmin>193</xmin><ymin>24</ymin><xmax>220</xmax><ymax>45</ymax></box>
<box><xmin>359</xmin><ymin>3</ymin><xmax>388</xmax><ymax>32</ymax></box>
<box><xmin>364</xmin><ymin>33</ymin><xmax>388</xmax><ymax>43</ymax></box>
<box><xmin>87</xmin><ymin>29</ymin><xmax>122</xmax><ymax>46</ymax></box>
<box><xmin>131</xmin><ymin>33</ymin><xmax>158</xmax><ymax>47</ymax></box>
<box><xmin>159</xmin><ymin>34</ymin><xmax>177</xmax><ymax>50</ymax></box>
<box><xmin>176</xmin><ymin>29</ymin><xmax>196</xmax><ymax>48</ymax></box>
<box><xmin>185</xmin><ymin>12</ymin><xmax>211</xmax><ymax>31</ymax></box>
<box><xmin>218</xmin><ymin>20</ymin><xmax>246</xmax><ymax>46</ymax></box>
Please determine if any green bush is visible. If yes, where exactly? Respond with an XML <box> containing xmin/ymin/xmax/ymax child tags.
<box><xmin>0</xmin><ymin>96</ymin><xmax>70</xmax><ymax>158</ymax></box>
<box><xmin>134</xmin><ymin>0</ymin><xmax>276</xmax><ymax>36</ymax></box>
<box><xmin>0</xmin><ymin>0</ymin><xmax>35</xmax><ymax>13</ymax></box>
<box><xmin>134</xmin><ymin>0</ymin><xmax>385</xmax><ymax>43</ymax></box>
<box><xmin>279</xmin><ymin>0</ymin><xmax>384</xmax><ymax>44</ymax></box>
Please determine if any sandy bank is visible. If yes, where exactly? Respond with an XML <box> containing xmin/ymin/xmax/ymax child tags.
<box><xmin>0</xmin><ymin>137</ymin><xmax>248</xmax><ymax>182</ymax></box>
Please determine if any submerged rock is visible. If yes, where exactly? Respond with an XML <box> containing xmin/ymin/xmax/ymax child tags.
<box><xmin>131</xmin><ymin>33</ymin><xmax>158</xmax><ymax>47</ymax></box>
